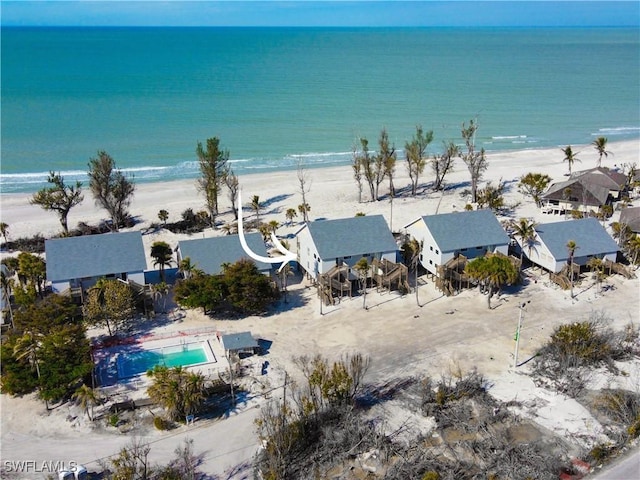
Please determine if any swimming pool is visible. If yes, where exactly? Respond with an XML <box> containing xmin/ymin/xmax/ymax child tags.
<box><xmin>116</xmin><ymin>342</ymin><xmax>214</xmax><ymax>378</ymax></box>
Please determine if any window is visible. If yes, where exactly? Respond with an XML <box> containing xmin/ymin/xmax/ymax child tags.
<box><xmin>429</xmin><ymin>260</ymin><xmax>433</xmax><ymax>265</ymax></box>
<box><xmin>435</xmin><ymin>249</ymin><xmax>439</xmax><ymax>254</ymax></box>
<box><xmin>461</xmin><ymin>248</ymin><xmax>467</xmax><ymax>252</ymax></box>
<box><xmin>430</xmin><ymin>246</ymin><xmax>433</xmax><ymax>251</ymax></box>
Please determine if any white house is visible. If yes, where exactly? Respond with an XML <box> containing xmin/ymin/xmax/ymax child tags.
<box><xmin>405</xmin><ymin>209</ymin><xmax>510</xmax><ymax>276</ymax></box>
<box><xmin>296</xmin><ymin>215</ymin><xmax>398</xmax><ymax>280</ymax></box>
<box><xmin>45</xmin><ymin>231</ymin><xmax>147</xmax><ymax>293</ymax></box>
<box><xmin>176</xmin><ymin>232</ymin><xmax>271</xmax><ymax>276</ymax></box>
<box><xmin>520</xmin><ymin>217</ymin><xmax>619</xmax><ymax>273</ymax></box>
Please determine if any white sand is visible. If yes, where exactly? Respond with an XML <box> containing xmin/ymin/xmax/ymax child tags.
<box><xmin>1</xmin><ymin>140</ymin><xmax>639</xmax><ymax>478</ymax></box>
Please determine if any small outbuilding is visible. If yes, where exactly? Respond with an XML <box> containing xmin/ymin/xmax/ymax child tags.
<box><xmin>219</xmin><ymin>331</ymin><xmax>260</xmax><ymax>358</ymax></box>
<box><xmin>619</xmin><ymin>206</ymin><xmax>640</xmax><ymax>234</ymax></box>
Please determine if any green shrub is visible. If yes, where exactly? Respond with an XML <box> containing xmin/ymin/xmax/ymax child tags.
<box><xmin>422</xmin><ymin>472</ymin><xmax>440</xmax><ymax>480</ymax></box>
<box><xmin>627</xmin><ymin>414</ymin><xmax>640</xmax><ymax>438</ymax></box>
<box><xmin>154</xmin><ymin>416</ymin><xmax>170</xmax><ymax>431</ymax></box>
<box><xmin>109</xmin><ymin>413</ymin><xmax>120</xmax><ymax>427</ymax></box>
<box><xmin>589</xmin><ymin>443</ymin><xmax>615</xmax><ymax>462</ymax></box>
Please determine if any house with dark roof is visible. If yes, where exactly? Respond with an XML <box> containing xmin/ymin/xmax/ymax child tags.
<box><xmin>523</xmin><ymin>217</ymin><xmax>619</xmax><ymax>273</ymax></box>
<box><xmin>404</xmin><ymin>209</ymin><xmax>510</xmax><ymax>276</ymax></box>
<box><xmin>619</xmin><ymin>206</ymin><xmax>640</xmax><ymax>234</ymax></box>
<box><xmin>295</xmin><ymin>215</ymin><xmax>398</xmax><ymax>280</ymax></box>
<box><xmin>540</xmin><ymin>167</ymin><xmax>627</xmax><ymax>215</ymax></box>
<box><xmin>176</xmin><ymin>232</ymin><xmax>271</xmax><ymax>276</ymax></box>
<box><xmin>45</xmin><ymin>231</ymin><xmax>147</xmax><ymax>293</ymax></box>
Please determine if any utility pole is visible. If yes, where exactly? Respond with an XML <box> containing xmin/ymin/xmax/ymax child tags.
<box><xmin>513</xmin><ymin>301</ymin><xmax>530</xmax><ymax>368</ymax></box>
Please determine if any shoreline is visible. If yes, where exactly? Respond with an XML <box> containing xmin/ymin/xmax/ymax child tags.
<box><xmin>1</xmin><ymin>138</ymin><xmax>638</xmax><ymax>244</ymax></box>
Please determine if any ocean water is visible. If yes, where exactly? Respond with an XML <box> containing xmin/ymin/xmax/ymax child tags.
<box><xmin>1</xmin><ymin>27</ymin><xmax>639</xmax><ymax>194</ymax></box>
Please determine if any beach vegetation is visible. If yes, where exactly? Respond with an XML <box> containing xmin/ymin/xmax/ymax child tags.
<box><xmin>0</xmin><ymin>222</ymin><xmax>8</xmax><ymax>244</ymax></box>
<box><xmin>30</xmin><ymin>171</ymin><xmax>84</xmax><ymax>234</ymax></box>
<box><xmin>150</xmin><ymin>241</ymin><xmax>173</xmax><ymax>282</ymax></box>
<box><xmin>566</xmin><ymin>240</ymin><xmax>578</xmax><ymax>298</ymax></box>
<box><xmin>83</xmin><ymin>278</ymin><xmax>136</xmax><ymax>336</ymax></box>
<box><xmin>532</xmin><ymin>313</ymin><xmax>638</xmax><ymax>397</ymax></box>
<box><xmin>405</xmin><ymin>125</ymin><xmax>433</xmax><ymax>196</ymax></box>
<box><xmin>402</xmin><ymin>237</ymin><xmax>424</xmax><ymax>306</ymax></box>
<box><xmin>87</xmin><ymin>151</ymin><xmax>136</xmax><ymax>231</ymax></box>
<box><xmin>147</xmin><ymin>365</ymin><xmax>206</xmax><ymax>422</ymax></box>
<box><xmin>592</xmin><ymin>136</ymin><xmax>611</xmax><ymax>168</ymax></box>
<box><xmin>354</xmin><ymin>137</ymin><xmax>377</xmax><ymax>202</ymax></box>
<box><xmin>460</xmin><ymin>119</ymin><xmax>488</xmax><ymax>203</ymax></box>
<box><xmin>431</xmin><ymin>140</ymin><xmax>459</xmax><ymax>191</ymax></box>
<box><xmin>518</xmin><ymin>172</ymin><xmax>551</xmax><ymax>207</ymax></box>
<box><xmin>196</xmin><ymin>136</ymin><xmax>229</xmax><ymax>227</ymax></box>
<box><xmin>476</xmin><ymin>179</ymin><xmax>506</xmax><ymax>212</ymax></box>
<box><xmin>464</xmin><ymin>254</ymin><xmax>519</xmax><ymax>308</ymax></box>
<box><xmin>72</xmin><ymin>384</ymin><xmax>100</xmax><ymax>421</ymax></box>
<box><xmin>1</xmin><ymin>294</ymin><xmax>91</xmax><ymax>404</ymax></box>
<box><xmin>224</xmin><ymin>168</ymin><xmax>240</xmax><ymax>220</ymax></box>
<box><xmin>285</xmin><ymin>207</ymin><xmax>297</xmax><ymax>225</ymax></box>
<box><xmin>174</xmin><ymin>259</ymin><xmax>279</xmax><ymax>315</ymax></box>
<box><xmin>378</xmin><ymin>127</ymin><xmax>397</xmax><ymax>198</ymax></box>
<box><xmin>561</xmin><ymin>145</ymin><xmax>581</xmax><ymax>175</ymax></box>
<box><xmin>16</xmin><ymin>252</ymin><xmax>46</xmax><ymax>298</ymax></box>
<box><xmin>352</xmin><ymin>141</ymin><xmax>365</xmax><ymax>203</ymax></box>
<box><xmin>297</xmin><ymin>202</ymin><xmax>311</xmax><ymax>222</ymax></box>
<box><xmin>102</xmin><ymin>437</ymin><xmax>203</xmax><ymax>480</ymax></box>
<box><xmin>354</xmin><ymin>257</ymin><xmax>370</xmax><ymax>309</ymax></box>
<box><xmin>510</xmin><ymin>218</ymin><xmax>537</xmax><ymax>266</ymax></box>
<box><xmin>157</xmin><ymin>209</ymin><xmax>169</xmax><ymax>225</ymax></box>
<box><xmin>297</xmin><ymin>161</ymin><xmax>312</xmax><ymax>222</ymax></box>
<box><xmin>250</xmin><ymin>194</ymin><xmax>262</xmax><ymax>221</ymax></box>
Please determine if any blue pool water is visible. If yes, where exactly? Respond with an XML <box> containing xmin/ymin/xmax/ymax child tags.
<box><xmin>117</xmin><ymin>343</ymin><xmax>209</xmax><ymax>378</ymax></box>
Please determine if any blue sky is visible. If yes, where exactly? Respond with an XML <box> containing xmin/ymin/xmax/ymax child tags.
<box><xmin>2</xmin><ymin>1</ymin><xmax>639</xmax><ymax>27</ymax></box>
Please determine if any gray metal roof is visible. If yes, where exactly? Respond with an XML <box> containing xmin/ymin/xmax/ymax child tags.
<box><xmin>571</xmin><ymin>167</ymin><xmax>628</xmax><ymax>189</ymax></box>
<box><xmin>535</xmin><ymin>217</ymin><xmax>619</xmax><ymax>261</ymax></box>
<box><xmin>45</xmin><ymin>231</ymin><xmax>147</xmax><ymax>282</ymax></box>
<box><xmin>221</xmin><ymin>331</ymin><xmax>259</xmax><ymax>352</ymax></box>
<box><xmin>542</xmin><ymin>178</ymin><xmax>610</xmax><ymax>206</ymax></box>
<box><xmin>177</xmin><ymin>232</ymin><xmax>270</xmax><ymax>275</ymax></box>
<box><xmin>419</xmin><ymin>209</ymin><xmax>509</xmax><ymax>252</ymax></box>
<box><xmin>620</xmin><ymin>206</ymin><xmax>640</xmax><ymax>233</ymax></box>
<box><xmin>306</xmin><ymin>215</ymin><xmax>398</xmax><ymax>259</ymax></box>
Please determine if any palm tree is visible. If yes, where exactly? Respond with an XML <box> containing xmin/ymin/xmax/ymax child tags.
<box><xmin>250</xmin><ymin>195</ymin><xmax>261</xmax><ymax>222</ymax></box>
<box><xmin>13</xmin><ymin>331</ymin><xmax>47</xmax><ymax>409</ymax></box>
<box><xmin>268</xmin><ymin>220</ymin><xmax>279</xmax><ymax>235</ymax></box>
<box><xmin>298</xmin><ymin>203</ymin><xmax>311</xmax><ymax>223</ymax></box>
<box><xmin>465</xmin><ymin>255</ymin><xmax>518</xmax><ymax>309</ymax></box>
<box><xmin>72</xmin><ymin>384</ymin><xmax>100</xmax><ymax>421</ymax></box>
<box><xmin>285</xmin><ymin>208</ymin><xmax>298</xmax><ymax>226</ymax></box>
<box><xmin>278</xmin><ymin>263</ymin><xmax>293</xmax><ymax>304</ymax></box>
<box><xmin>561</xmin><ymin>146</ymin><xmax>581</xmax><ymax>176</ymax></box>
<box><xmin>511</xmin><ymin>218</ymin><xmax>537</xmax><ymax>267</ymax></box>
<box><xmin>628</xmin><ymin>234</ymin><xmax>640</xmax><ymax>265</ymax></box>
<box><xmin>0</xmin><ymin>222</ymin><xmax>8</xmax><ymax>245</ymax></box>
<box><xmin>354</xmin><ymin>258</ymin><xmax>370</xmax><ymax>309</ymax></box>
<box><xmin>592</xmin><ymin>136</ymin><xmax>611</xmax><ymax>168</ymax></box>
<box><xmin>405</xmin><ymin>238</ymin><xmax>423</xmax><ymax>306</ymax></box>
<box><xmin>587</xmin><ymin>257</ymin><xmax>605</xmax><ymax>296</ymax></box>
<box><xmin>147</xmin><ymin>366</ymin><xmax>205</xmax><ymax>421</ymax></box>
<box><xmin>611</xmin><ymin>222</ymin><xmax>632</xmax><ymax>248</ymax></box>
<box><xmin>179</xmin><ymin>257</ymin><xmax>195</xmax><ymax>280</ymax></box>
<box><xmin>1</xmin><ymin>270</ymin><xmax>14</xmax><ymax>329</ymax></box>
<box><xmin>566</xmin><ymin>240</ymin><xmax>578</xmax><ymax>299</ymax></box>
<box><xmin>157</xmin><ymin>209</ymin><xmax>169</xmax><ymax>226</ymax></box>
<box><xmin>150</xmin><ymin>241</ymin><xmax>173</xmax><ymax>282</ymax></box>
<box><xmin>151</xmin><ymin>281</ymin><xmax>170</xmax><ymax>313</ymax></box>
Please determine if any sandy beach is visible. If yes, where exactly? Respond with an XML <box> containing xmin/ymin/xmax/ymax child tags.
<box><xmin>1</xmin><ymin>139</ymin><xmax>639</xmax><ymax>478</ymax></box>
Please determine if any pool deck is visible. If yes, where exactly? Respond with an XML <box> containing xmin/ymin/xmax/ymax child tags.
<box><xmin>93</xmin><ymin>327</ymin><xmax>232</xmax><ymax>391</ymax></box>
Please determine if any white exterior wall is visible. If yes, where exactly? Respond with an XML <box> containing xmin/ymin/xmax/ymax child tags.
<box><xmin>296</xmin><ymin>226</ymin><xmax>321</xmax><ymax>279</ymax></box>
<box><xmin>51</xmin><ymin>280</ymin><xmax>71</xmax><ymax>294</ymax></box>
<box><xmin>127</xmin><ymin>271</ymin><xmax>145</xmax><ymax>284</ymax></box>
<box><xmin>407</xmin><ymin>220</ymin><xmax>509</xmax><ymax>276</ymax></box>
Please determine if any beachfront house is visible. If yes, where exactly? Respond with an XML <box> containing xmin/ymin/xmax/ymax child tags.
<box><xmin>295</xmin><ymin>214</ymin><xmax>398</xmax><ymax>281</ymax></box>
<box><xmin>404</xmin><ymin>209</ymin><xmax>510</xmax><ymax>277</ymax></box>
<box><xmin>176</xmin><ymin>232</ymin><xmax>271</xmax><ymax>276</ymax></box>
<box><xmin>619</xmin><ymin>206</ymin><xmax>640</xmax><ymax>234</ymax></box>
<box><xmin>521</xmin><ymin>217</ymin><xmax>619</xmax><ymax>273</ymax></box>
<box><xmin>540</xmin><ymin>167</ymin><xmax>626</xmax><ymax>215</ymax></box>
<box><xmin>45</xmin><ymin>231</ymin><xmax>147</xmax><ymax>294</ymax></box>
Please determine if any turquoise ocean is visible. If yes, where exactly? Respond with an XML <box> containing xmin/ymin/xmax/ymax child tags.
<box><xmin>1</xmin><ymin>27</ymin><xmax>639</xmax><ymax>194</ymax></box>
